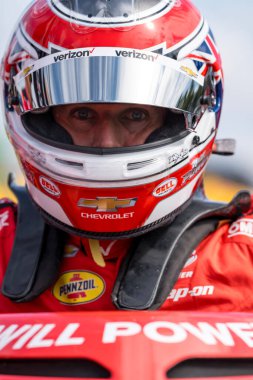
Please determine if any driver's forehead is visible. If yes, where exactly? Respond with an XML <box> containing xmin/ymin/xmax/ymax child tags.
<box><xmin>52</xmin><ymin>103</ymin><xmax>166</xmax><ymax>115</ymax></box>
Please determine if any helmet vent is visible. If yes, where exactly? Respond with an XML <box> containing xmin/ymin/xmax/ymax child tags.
<box><xmin>55</xmin><ymin>158</ymin><xmax>84</xmax><ymax>169</ymax></box>
<box><xmin>127</xmin><ymin>158</ymin><xmax>159</xmax><ymax>171</ymax></box>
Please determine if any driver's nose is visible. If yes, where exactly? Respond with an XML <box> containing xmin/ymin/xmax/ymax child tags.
<box><xmin>91</xmin><ymin>117</ymin><xmax>123</xmax><ymax>148</ymax></box>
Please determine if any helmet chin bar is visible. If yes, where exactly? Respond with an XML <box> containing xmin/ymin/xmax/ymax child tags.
<box><xmin>39</xmin><ymin>198</ymin><xmax>192</xmax><ymax>240</ymax></box>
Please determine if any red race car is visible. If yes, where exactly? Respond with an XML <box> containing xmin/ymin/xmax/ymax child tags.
<box><xmin>1</xmin><ymin>311</ymin><xmax>253</xmax><ymax>379</ymax></box>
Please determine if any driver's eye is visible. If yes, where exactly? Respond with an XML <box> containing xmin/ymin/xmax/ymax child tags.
<box><xmin>71</xmin><ymin>108</ymin><xmax>94</xmax><ymax>120</ymax></box>
<box><xmin>123</xmin><ymin>109</ymin><xmax>147</xmax><ymax>122</ymax></box>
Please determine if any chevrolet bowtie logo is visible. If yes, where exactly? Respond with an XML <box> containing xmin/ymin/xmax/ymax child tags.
<box><xmin>180</xmin><ymin>65</ymin><xmax>198</xmax><ymax>78</ymax></box>
<box><xmin>22</xmin><ymin>65</ymin><xmax>34</xmax><ymax>76</ymax></box>
<box><xmin>77</xmin><ymin>197</ymin><xmax>137</xmax><ymax>212</ymax></box>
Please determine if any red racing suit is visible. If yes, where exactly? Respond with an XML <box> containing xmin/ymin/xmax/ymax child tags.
<box><xmin>0</xmin><ymin>196</ymin><xmax>253</xmax><ymax>313</ymax></box>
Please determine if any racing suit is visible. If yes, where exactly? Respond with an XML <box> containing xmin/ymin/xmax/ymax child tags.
<box><xmin>0</xmin><ymin>196</ymin><xmax>253</xmax><ymax>313</ymax></box>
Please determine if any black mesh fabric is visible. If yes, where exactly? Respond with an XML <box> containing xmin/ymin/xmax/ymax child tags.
<box><xmin>145</xmin><ymin>111</ymin><xmax>186</xmax><ymax>143</ymax></box>
<box><xmin>22</xmin><ymin>111</ymin><xmax>74</xmax><ymax>144</ymax></box>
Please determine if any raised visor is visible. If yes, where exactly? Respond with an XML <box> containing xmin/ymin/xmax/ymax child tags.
<box><xmin>1</xmin><ymin>311</ymin><xmax>253</xmax><ymax>379</ymax></box>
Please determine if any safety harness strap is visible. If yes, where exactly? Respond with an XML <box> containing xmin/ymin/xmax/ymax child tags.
<box><xmin>112</xmin><ymin>192</ymin><xmax>251</xmax><ymax>310</ymax></box>
<box><xmin>2</xmin><ymin>180</ymin><xmax>66</xmax><ymax>302</ymax></box>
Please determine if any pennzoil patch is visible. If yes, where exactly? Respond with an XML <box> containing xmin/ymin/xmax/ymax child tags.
<box><xmin>52</xmin><ymin>271</ymin><xmax>105</xmax><ymax>305</ymax></box>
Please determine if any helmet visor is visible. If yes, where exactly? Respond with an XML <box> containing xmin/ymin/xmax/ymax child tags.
<box><xmin>15</xmin><ymin>47</ymin><xmax>204</xmax><ymax>115</ymax></box>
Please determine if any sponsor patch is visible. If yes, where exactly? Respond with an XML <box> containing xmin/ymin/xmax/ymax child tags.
<box><xmin>78</xmin><ymin>197</ymin><xmax>137</xmax><ymax>212</ymax></box>
<box><xmin>168</xmin><ymin>285</ymin><xmax>214</xmax><ymax>302</ymax></box>
<box><xmin>24</xmin><ymin>167</ymin><xmax>35</xmax><ymax>184</ymax></box>
<box><xmin>180</xmin><ymin>65</ymin><xmax>198</xmax><ymax>78</ymax></box>
<box><xmin>178</xmin><ymin>251</ymin><xmax>197</xmax><ymax>279</ymax></box>
<box><xmin>115</xmin><ymin>49</ymin><xmax>158</xmax><ymax>62</ymax></box>
<box><xmin>100</xmin><ymin>241</ymin><xmax>116</xmax><ymax>257</ymax></box>
<box><xmin>22</xmin><ymin>64</ymin><xmax>34</xmax><ymax>77</ymax></box>
<box><xmin>53</xmin><ymin>271</ymin><xmax>105</xmax><ymax>305</ymax></box>
<box><xmin>178</xmin><ymin>271</ymin><xmax>193</xmax><ymax>279</ymax></box>
<box><xmin>28</xmin><ymin>147</ymin><xmax>46</xmax><ymax>165</ymax></box>
<box><xmin>168</xmin><ymin>148</ymin><xmax>188</xmax><ymax>166</ymax></box>
<box><xmin>153</xmin><ymin>178</ymin><xmax>177</xmax><ymax>197</ymax></box>
<box><xmin>0</xmin><ymin>211</ymin><xmax>9</xmax><ymax>231</ymax></box>
<box><xmin>183</xmin><ymin>251</ymin><xmax>197</xmax><ymax>268</ymax></box>
<box><xmin>39</xmin><ymin>176</ymin><xmax>61</xmax><ymax>197</ymax></box>
<box><xmin>182</xmin><ymin>153</ymin><xmax>208</xmax><ymax>184</ymax></box>
<box><xmin>81</xmin><ymin>212</ymin><xmax>134</xmax><ymax>220</ymax></box>
<box><xmin>53</xmin><ymin>48</ymin><xmax>95</xmax><ymax>63</ymax></box>
<box><xmin>228</xmin><ymin>218</ymin><xmax>253</xmax><ymax>238</ymax></box>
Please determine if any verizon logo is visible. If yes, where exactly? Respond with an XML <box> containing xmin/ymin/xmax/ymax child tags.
<box><xmin>115</xmin><ymin>49</ymin><xmax>158</xmax><ymax>62</ymax></box>
<box><xmin>54</xmin><ymin>49</ymin><xmax>95</xmax><ymax>63</ymax></box>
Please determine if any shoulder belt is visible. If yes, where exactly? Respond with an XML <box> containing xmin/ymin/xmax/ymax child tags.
<box><xmin>112</xmin><ymin>191</ymin><xmax>251</xmax><ymax>310</ymax></box>
<box><xmin>1</xmin><ymin>179</ymin><xmax>66</xmax><ymax>302</ymax></box>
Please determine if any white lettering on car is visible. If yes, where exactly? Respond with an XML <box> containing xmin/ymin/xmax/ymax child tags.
<box><xmin>102</xmin><ymin>322</ymin><xmax>142</xmax><ymax>343</ymax></box>
<box><xmin>2</xmin><ymin>321</ymin><xmax>253</xmax><ymax>350</ymax></box>
<box><xmin>102</xmin><ymin>321</ymin><xmax>253</xmax><ymax>347</ymax></box>
<box><xmin>0</xmin><ymin>323</ymin><xmax>84</xmax><ymax>350</ymax></box>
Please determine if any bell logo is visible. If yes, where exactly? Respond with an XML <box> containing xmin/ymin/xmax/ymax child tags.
<box><xmin>78</xmin><ymin>197</ymin><xmax>137</xmax><ymax>212</ymax></box>
<box><xmin>39</xmin><ymin>176</ymin><xmax>61</xmax><ymax>197</ymax></box>
<box><xmin>153</xmin><ymin>178</ymin><xmax>177</xmax><ymax>197</ymax></box>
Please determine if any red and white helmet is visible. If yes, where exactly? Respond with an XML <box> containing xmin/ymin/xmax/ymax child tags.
<box><xmin>1</xmin><ymin>0</ymin><xmax>223</xmax><ymax>239</ymax></box>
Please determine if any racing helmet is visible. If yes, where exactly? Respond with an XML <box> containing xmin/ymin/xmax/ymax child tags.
<box><xmin>1</xmin><ymin>0</ymin><xmax>223</xmax><ymax>239</ymax></box>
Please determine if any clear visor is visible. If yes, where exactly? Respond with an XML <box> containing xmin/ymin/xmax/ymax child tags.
<box><xmin>15</xmin><ymin>47</ymin><xmax>205</xmax><ymax>149</ymax></box>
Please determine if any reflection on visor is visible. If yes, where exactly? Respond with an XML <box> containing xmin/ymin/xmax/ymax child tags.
<box><xmin>15</xmin><ymin>47</ymin><xmax>204</xmax><ymax>116</ymax></box>
<box><xmin>57</xmin><ymin>0</ymin><xmax>159</xmax><ymax>17</ymax></box>
<box><xmin>50</xmin><ymin>0</ymin><xmax>174</xmax><ymax>26</ymax></box>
